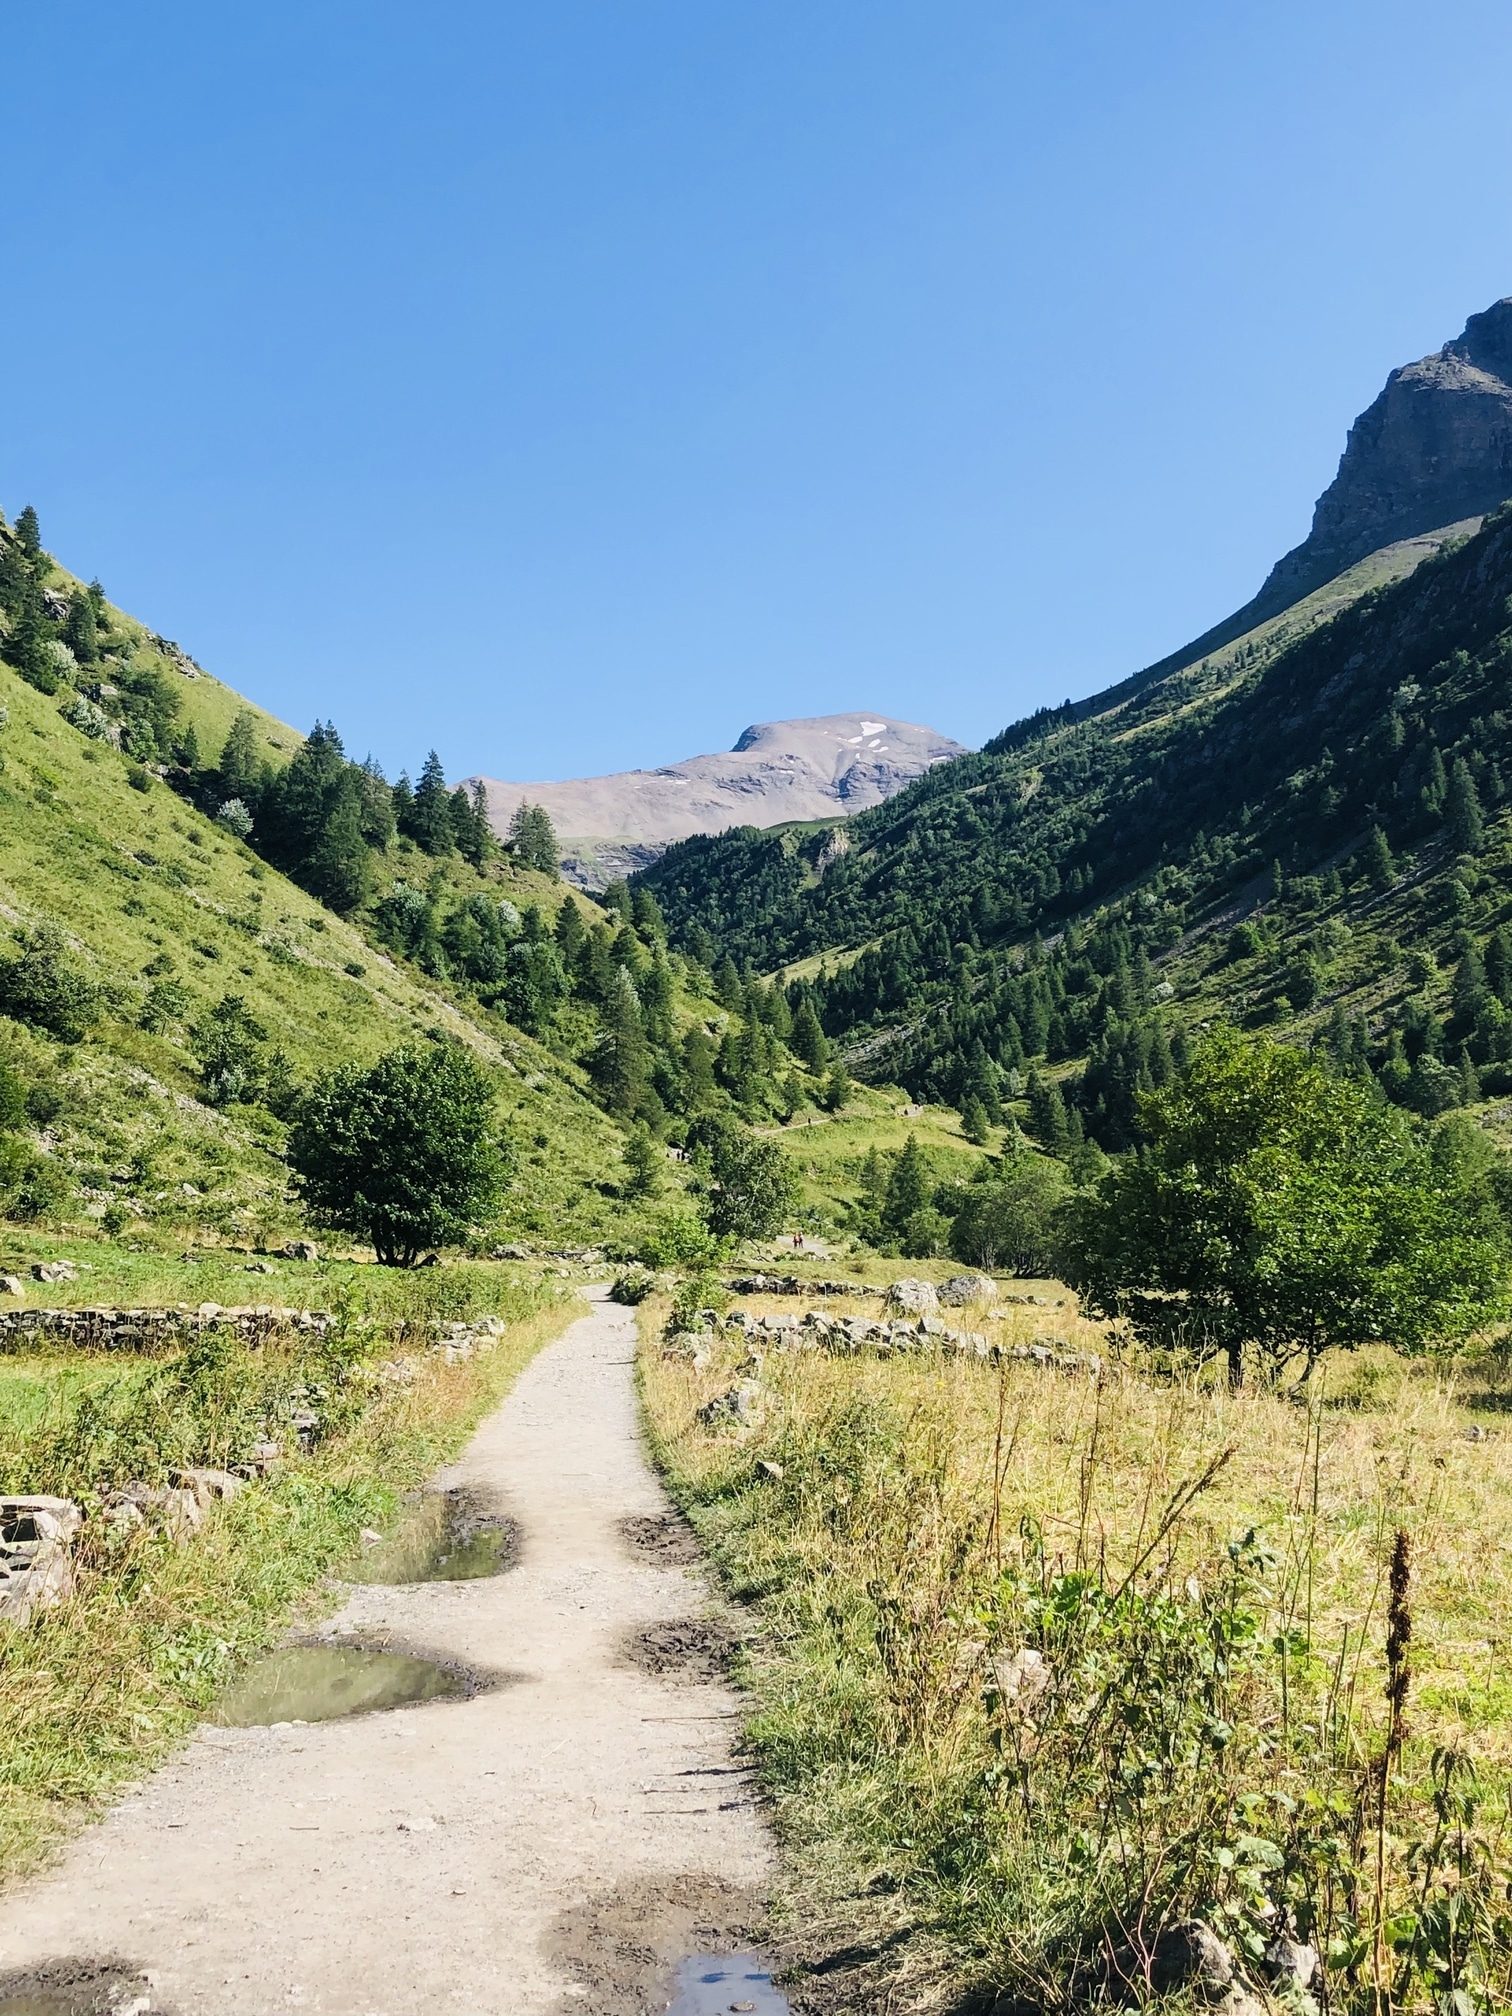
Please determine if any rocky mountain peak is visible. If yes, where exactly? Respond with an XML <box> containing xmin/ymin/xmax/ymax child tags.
<box><xmin>1254</xmin><ymin>295</ymin><xmax>1512</xmax><ymax>616</ymax></box>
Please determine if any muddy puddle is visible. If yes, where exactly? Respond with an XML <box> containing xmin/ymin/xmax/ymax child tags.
<box><xmin>665</xmin><ymin>1951</ymin><xmax>789</xmax><ymax>2014</ymax></box>
<box><xmin>210</xmin><ymin>1644</ymin><xmax>467</xmax><ymax>1725</ymax></box>
<box><xmin>346</xmin><ymin>1489</ymin><xmax>515</xmax><ymax>1585</ymax></box>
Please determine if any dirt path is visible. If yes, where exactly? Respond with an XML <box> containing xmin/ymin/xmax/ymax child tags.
<box><xmin>0</xmin><ymin>1291</ymin><xmax>777</xmax><ymax>2016</ymax></box>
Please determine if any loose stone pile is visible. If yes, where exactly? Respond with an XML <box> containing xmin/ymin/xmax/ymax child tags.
<box><xmin>0</xmin><ymin>1304</ymin><xmax>337</xmax><ymax>1352</ymax></box>
<box><xmin>700</xmin><ymin>1306</ymin><xmax>1103</xmax><ymax>1376</ymax></box>
<box><xmin>725</xmin><ymin>1273</ymin><xmax>875</xmax><ymax>1298</ymax></box>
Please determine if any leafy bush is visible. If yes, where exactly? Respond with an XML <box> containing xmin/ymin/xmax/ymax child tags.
<box><xmin>289</xmin><ymin>1042</ymin><xmax>510</xmax><ymax>1266</ymax></box>
<box><xmin>609</xmin><ymin>1266</ymin><xmax>656</xmax><ymax>1305</ymax></box>
<box><xmin>950</xmin><ymin>1151</ymin><xmax>1070</xmax><ymax>1274</ymax></box>
<box><xmin>215</xmin><ymin>797</ymin><xmax>254</xmax><ymax>839</ymax></box>
<box><xmin>1065</xmin><ymin>1030</ymin><xmax>1511</xmax><ymax>1385</ymax></box>
<box><xmin>0</xmin><ymin>924</ymin><xmax>101</xmax><ymax>1042</ymax></box>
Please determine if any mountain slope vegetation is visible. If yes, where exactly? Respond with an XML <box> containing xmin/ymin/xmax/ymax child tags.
<box><xmin>637</xmin><ymin>506</ymin><xmax>1512</xmax><ymax>1150</ymax></box>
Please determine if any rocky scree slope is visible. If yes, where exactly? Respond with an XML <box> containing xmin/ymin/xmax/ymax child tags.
<box><xmin>469</xmin><ymin>711</ymin><xmax>966</xmax><ymax>889</ymax></box>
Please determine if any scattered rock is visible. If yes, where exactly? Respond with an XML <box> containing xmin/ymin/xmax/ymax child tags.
<box><xmin>1148</xmin><ymin>1920</ymin><xmax>1234</xmax><ymax>1995</ymax></box>
<box><xmin>172</xmin><ymin>1467</ymin><xmax>246</xmax><ymax>1510</ymax></box>
<box><xmin>756</xmin><ymin>1460</ymin><xmax>785</xmax><ymax>1482</ymax></box>
<box><xmin>698</xmin><ymin>1382</ymin><xmax>764</xmax><ymax>1431</ymax></box>
<box><xmin>491</xmin><ymin>1243</ymin><xmax>532</xmax><ymax>1260</ymax></box>
<box><xmin>0</xmin><ymin>1275</ymin><xmax>23</xmax><ymax>1298</ymax></box>
<box><xmin>939</xmin><ymin>1273</ymin><xmax>997</xmax><ymax>1305</ymax></box>
<box><xmin>282</xmin><ymin>1240</ymin><xmax>320</xmax><ymax>1262</ymax></box>
<box><xmin>0</xmin><ymin>1496</ymin><xmax>83</xmax><ymax>1624</ymax></box>
<box><xmin>245</xmin><ymin>1260</ymin><xmax>274</xmax><ymax>1274</ymax></box>
<box><xmin>32</xmin><ymin>1260</ymin><xmax>78</xmax><ymax>1284</ymax></box>
<box><xmin>886</xmin><ymin>1277</ymin><xmax>939</xmax><ymax>1316</ymax></box>
<box><xmin>1263</xmin><ymin>1932</ymin><xmax>1319</xmax><ymax>1993</ymax></box>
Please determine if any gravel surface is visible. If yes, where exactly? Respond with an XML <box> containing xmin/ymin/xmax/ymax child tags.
<box><xmin>0</xmin><ymin>1289</ymin><xmax>774</xmax><ymax>2015</ymax></box>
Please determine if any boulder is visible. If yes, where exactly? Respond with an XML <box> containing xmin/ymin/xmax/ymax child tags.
<box><xmin>282</xmin><ymin>1240</ymin><xmax>321</xmax><ymax>1262</ymax></box>
<box><xmin>1263</xmin><ymin>1933</ymin><xmax>1319</xmax><ymax>1994</ymax></box>
<box><xmin>0</xmin><ymin>1497</ymin><xmax>83</xmax><ymax>1625</ymax></box>
<box><xmin>939</xmin><ymin>1273</ymin><xmax>996</xmax><ymax>1306</ymax></box>
<box><xmin>885</xmin><ymin>1277</ymin><xmax>939</xmax><ymax>1316</ymax></box>
<box><xmin>1148</xmin><ymin>1921</ymin><xmax>1233</xmax><ymax>1995</ymax></box>
<box><xmin>0</xmin><ymin>1275</ymin><xmax>23</xmax><ymax>1297</ymax></box>
<box><xmin>32</xmin><ymin>1261</ymin><xmax>78</xmax><ymax>1284</ymax></box>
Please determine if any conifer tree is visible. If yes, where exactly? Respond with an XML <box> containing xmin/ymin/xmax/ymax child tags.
<box><xmin>823</xmin><ymin>1060</ymin><xmax>852</xmax><ymax>1112</ymax></box>
<box><xmin>412</xmin><ymin>751</ymin><xmax>453</xmax><ymax>854</ymax></box>
<box><xmin>596</xmin><ymin>967</ymin><xmax>651</xmax><ymax>1119</ymax></box>
<box><xmin>1364</xmin><ymin>825</ymin><xmax>1396</xmax><ymax>890</ymax></box>
<box><xmin>883</xmin><ymin>1135</ymin><xmax>933</xmax><ymax>1232</ymax></box>
<box><xmin>308</xmin><ymin>773</ymin><xmax>373</xmax><ymax>913</ymax></box>
<box><xmin>681</xmin><ymin>1026</ymin><xmax>717</xmax><ymax>1110</ymax></box>
<box><xmin>624</xmin><ymin>1120</ymin><xmax>663</xmax><ymax>1197</ymax></box>
<box><xmin>14</xmin><ymin>505</ymin><xmax>40</xmax><ymax>559</ymax></box>
<box><xmin>64</xmin><ymin>587</ymin><xmax>98</xmax><ymax>665</ymax></box>
<box><xmin>791</xmin><ymin>997</ymin><xmax>828</xmax><ymax>1071</ymax></box>
<box><xmin>554</xmin><ymin>895</ymin><xmax>586</xmax><ymax>963</ymax></box>
<box><xmin>713</xmin><ymin>957</ymin><xmax>743</xmax><ymax>1014</ymax></box>
<box><xmin>960</xmin><ymin>1094</ymin><xmax>991</xmax><ymax>1145</ymax></box>
<box><xmin>509</xmin><ymin>802</ymin><xmax>559</xmax><ymax>877</ymax></box>
<box><xmin>219</xmin><ymin>710</ymin><xmax>264</xmax><ymax>805</ymax></box>
<box><xmin>1027</xmin><ymin>1069</ymin><xmax>1072</xmax><ymax>1157</ymax></box>
<box><xmin>1447</xmin><ymin>756</ymin><xmax>1485</xmax><ymax>854</ymax></box>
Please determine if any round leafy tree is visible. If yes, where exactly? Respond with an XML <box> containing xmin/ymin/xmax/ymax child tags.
<box><xmin>688</xmin><ymin>1112</ymin><xmax>798</xmax><ymax>1244</ymax></box>
<box><xmin>288</xmin><ymin>1043</ymin><xmax>509</xmax><ymax>1266</ymax></box>
<box><xmin>1063</xmin><ymin>1029</ymin><xmax>1511</xmax><ymax>1386</ymax></box>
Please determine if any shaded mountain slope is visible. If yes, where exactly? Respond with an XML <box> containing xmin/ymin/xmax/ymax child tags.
<box><xmin>637</xmin><ymin>501</ymin><xmax>1512</xmax><ymax>1134</ymax></box>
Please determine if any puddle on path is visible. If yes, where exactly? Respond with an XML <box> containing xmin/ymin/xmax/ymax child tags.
<box><xmin>211</xmin><ymin>1644</ymin><xmax>465</xmax><ymax>1725</ymax></box>
<box><xmin>664</xmin><ymin>1951</ymin><xmax>789</xmax><ymax>2015</ymax></box>
<box><xmin>346</xmin><ymin>1489</ymin><xmax>515</xmax><ymax>1585</ymax></box>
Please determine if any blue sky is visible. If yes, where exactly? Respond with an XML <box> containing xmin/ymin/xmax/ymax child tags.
<box><xmin>5</xmin><ymin>1</ymin><xmax>1512</xmax><ymax>783</ymax></box>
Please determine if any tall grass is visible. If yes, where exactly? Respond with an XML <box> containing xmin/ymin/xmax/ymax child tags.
<box><xmin>642</xmin><ymin>1312</ymin><xmax>1512</xmax><ymax>2012</ymax></box>
<box><xmin>0</xmin><ymin>1272</ymin><xmax>578</xmax><ymax>1878</ymax></box>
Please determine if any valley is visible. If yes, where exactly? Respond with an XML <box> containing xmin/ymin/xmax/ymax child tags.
<box><xmin>5</xmin><ymin>294</ymin><xmax>1512</xmax><ymax>2016</ymax></box>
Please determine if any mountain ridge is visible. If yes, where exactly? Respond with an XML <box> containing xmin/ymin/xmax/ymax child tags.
<box><xmin>468</xmin><ymin>710</ymin><xmax>966</xmax><ymax>889</ymax></box>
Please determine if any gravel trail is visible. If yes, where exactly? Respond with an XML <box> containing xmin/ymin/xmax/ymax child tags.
<box><xmin>0</xmin><ymin>1290</ymin><xmax>775</xmax><ymax>2015</ymax></box>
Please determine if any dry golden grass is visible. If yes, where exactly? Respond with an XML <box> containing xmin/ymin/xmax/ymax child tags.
<box><xmin>641</xmin><ymin>1288</ymin><xmax>1512</xmax><ymax>2011</ymax></box>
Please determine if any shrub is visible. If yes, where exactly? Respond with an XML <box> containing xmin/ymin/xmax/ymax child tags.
<box><xmin>1064</xmin><ymin>1030</ymin><xmax>1511</xmax><ymax>1385</ymax></box>
<box><xmin>0</xmin><ymin>924</ymin><xmax>101</xmax><ymax>1042</ymax></box>
<box><xmin>289</xmin><ymin>1043</ymin><xmax>510</xmax><ymax>1266</ymax></box>
<box><xmin>950</xmin><ymin>1151</ymin><xmax>1070</xmax><ymax>1274</ymax></box>
<box><xmin>215</xmin><ymin>798</ymin><xmax>254</xmax><ymax>839</ymax></box>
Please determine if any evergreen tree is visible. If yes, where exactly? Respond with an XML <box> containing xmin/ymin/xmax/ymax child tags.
<box><xmin>411</xmin><ymin>751</ymin><xmax>453</xmax><ymax>854</ymax></box>
<box><xmin>355</xmin><ymin>757</ymin><xmax>397</xmax><ymax>849</ymax></box>
<box><xmin>963</xmin><ymin>1039</ymin><xmax>1003</xmax><ymax>1122</ymax></box>
<box><xmin>681</xmin><ymin>1026</ymin><xmax>717</xmax><ymax>1109</ymax></box>
<box><xmin>1364</xmin><ymin>824</ymin><xmax>1396</xmax><ymax>890</ymax></box>
<box><xmin>883</xmin><ymin>1134</ymin><xmax>932</xmax><ymax>1231</ymax></box>
<box><xmin>624</xmin><ymin>1121</ymin><xmax>664</xmax><ymax>1198</ymax></box>
<box><xmin>823</xmin><ymin>1060</ymin><xmax>852</xmax><ymax>1112</ymax></box>
<box><xmin>1447</xmin><ymin>756</ymin><xmax>1485</xmax><ymax>853</ymax></box>
<box><xmin>391</xmin><ymin>772</ymin><xmax>415</xmax><ymax>832</ymax></box>
<box><xmin>554</xmin><ymin>895</ymin><xmax>585</xmax><ymax>963</ymax></box>
<box><xmin>1027</xmin><ymin>1069</ymin><xmax>1072</xmax><ymax>1156</ymax></box>
<box><xmin>64</xmin><ymin>587</ymin><xmax>98</xmax><ymax>664</ymax></box>
<box><xmin>713</xmin><ymin>957</ymin><xmax>744</xmax><ymax>1014</ymax></box>
<box><xmin>600</xmin><ymin>880</ymin><xmax>633</xmax><ymax>923</ymax></box>
<box><xmin>596</xmin><ymin>967</ymin><xmax>651</xmax><ymax>1119</ymax></box>
<box><xmin>631</xmin><ymin>887</ymin><xmax>666</xmax><ymax>941</ymax></box>
<box><xmin>307</xmin><ymin>773</ymin><xmax>374</xmax><ymax>913</ymax></box>
<box><xmin>960</xmin><ymin>1094</ymin><xmax>991</xmax><ymax>1145</ymax></box>
<box><xmin>1487</xmin><ymin>928</ymin><xmax>1512</xmax><ymax>1007</ymax></box>
<box><xmin>509</xmin><ymin>802</ymin><xmax>559</xmax><ymax>877</ymax></box>
<box><xmin>14</xmin><ymin>505</ymin><xmax>41</xmax><ymax>559</ymax></box>
<box><xmin>791</xmin><ymin>997</ymin><xmax>829</xmax><ymax>1071</ymax></box>
<box><xmin>218</xmin><ymin>710</ymin><xmax>265</xmax><ymax>806</ymax></box>
<box><xmin>175</xmin><ymin>723</ymin><xmax>200</xmax><ymax>771</ymax></box>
